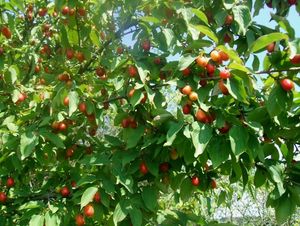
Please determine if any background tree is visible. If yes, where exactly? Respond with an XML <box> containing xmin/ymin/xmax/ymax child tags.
<box><xmin>0</xmin><ymin>0</ymin><xmax>300</xmax><ymax>225</ymax></box>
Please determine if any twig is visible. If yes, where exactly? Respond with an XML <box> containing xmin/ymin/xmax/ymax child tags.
<box><xmin>103</xmin><ymin>96</ymin><xmax>125</xmax><ymax>104</ymax></box>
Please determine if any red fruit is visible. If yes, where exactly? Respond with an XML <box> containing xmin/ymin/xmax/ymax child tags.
<box><xmin>170</xmin><ymin>149</ymin><xmax>179</xmax><ymax>160</ymax></box>
<box><xmin>182</xmin><ymin>104</ymin><xmax>192</xmax><ymax>114</ymax></box>
<box><xmin>280</xmin><ymin>78</ymin><xmax>294</xmax><ymax>91</ymax></box>
<box><xmin>63</xmin><ymin>96</ymin><xmax>69</xmax><ymax>106</ymax></box>
<box><xmin>290</xmin><ymin>54</ymin><xmax>300</xmax><ymax>64</ymax></box>
<box><xmin>0</xmin><ymin>192</ymin><xmax>7</xmax><ymax>203</ymax></box>
<box><xmin>61</xmin><ymin>6</ymin><xmax>69</xmax><ymax>15</ymax></box>
<box><xmin>75</xmin><ymin>214</ymin><xmax>85</xmax><ymax>226</ymax></box>
<box><xmin>6</xmin><ymin>177</ymin><xmax>15</xmax><ymax>188</ymax></box>
<box><xmin>219</xmin><ymin>69</ymin><xmax>231</xmax><ymax>79</ymax></box>
<box><xmin>223</xmin><ymin>33</ymin><xmax>232</xmax><ymax>43</ymax></box>
<box><xmin>77</xmin><ymin>8</ymin><xmax>86</xmax><ymax>17</ymax></box>
<box><xmin>128</xmin><ymin>65</ymin><xmax>138</xmax><ymax>77</ymax></box>
<box><xmin>129</xmin><ymin>120</ymin><xmax>138</xmax><ymax>129</ymax></box>
<box><xmin>117</xmin><ymin>46</ymin><xmax>123</xmax><ymax>54</ymax></box>
<box><xmin>196</xmin><ymin>56</ymin><xmax>209</xmax><ymax>68</ymax></box>
<box><xmin>60</xmin><ymin>186</ymin><xmax>70</xmax><ymax>197</ymax></box>
<box><xmin>69</xmin><ymin>8</ymin><xmax>75</xmax><ymax>16</ymax></box>
<box><xmin>58</xmin><ymin>73</ymin><xmax>70</xmax><ymax>81</ymax></box>
<box><xmin>93</xmin><ymin>192</ymin><xmax>101</xmax><ymax>203</ymax></box>
<box><xmin>211</xmin><ymin>179</ymin><xmax>217</xmax><ymax>189</ymax></box>
<box><xmin>139</xmin><ymin>162</ymin><xmax>148</xmax><ymax>175</ymax></box>
<box><xmin>18</xmin><ymin>93</ymin><xmax>27</xmax><ymax>102</ymax></box>
<box><xmin>199</xmin><ymin>79</ymin><xmax>207</xmax><ymax>87</ymax></box>
<box><xmin>141</xmin><ymin>92</ymin><xmax>147</xmax><ymax>104</ymax></box>
<box><xmin>52</xmin><ymin>121</ymin><xmax>59</xmax><ymax>130</ymax></box>
<box><xmin>189</xmin><ymin>92</ymin><xmax>198</xmax><ymax>102</ymax></box>
<box><xmin>141</xmin><ymin>40</ymin><xmax>151</xmax><ymax>51</ymax></box>
<box><xmin>0</xmin><ymin>47</ymin><xmax>4</xmax><ymax>55</ymax></box>
<box><xmin>219</xmin><ymin>51</ymin><xmax>229</xmax><ymax>61</ymax></box>
<box><xmin>76</xmin><ymin>52</ymin><xmax>85</xmax><ymax>62</ymax></box>
<box><xmin>224</xmin><ymin>15</ymin><xmax>233</xmax><ymax>26</ymax></box>
<box><xmin>71</xmin><ymin>181</ymin><xmax>77</xmax><ymax>188</ymax></box>
<box><xmin>191</xmin><ymin>176</ymin><xmax>200</xmax><ymax>186</ymax></box>
<box><xmin>288</xmin><ymin>0</ymin><xmax>297</xmax><ymax>5</ymax></box>
<box><xmin>38</xmin><ymin>8</ymin><xmax>47</xmax><ymax>17</ymax></box>
<box><xmin>66</xmin><ymin>148</ymin><xmax>74</xmax><ymax>158</ymax></box>
<box><xmin>58</xmin><ymin>122</ymin><xmax>67</xmax><ymax>131</ymax></box>
<box><xmin>66</xmin><ymin>49</ymin><xmax>74</xmax><ymax>60</ymax></box>
<box><xmin>196</xmin><ymin>109</ymin><xmax>208</xmax><ymax>123</ymax></box>
<box><xmin>84</xmin><ymin>204</ymin><xmax>94</xmax><ymax>218</ymax></box>
<box><xmin>218</xmin><ymin>79</ymin><xmax>229</xmax><ymax>95</ymax></box>
<box><xmin>218</xmin><ymin>122</ymin><xmax>231</xmax><ymax>134</ymax></box>
<box><xmin>96</xmin><ymin>67</ymin><xmax>106</xmax><ymax>77</ymax></box>
<box><xmin>78</xmin><ymin>102</ymin><xmax>87</xmax><ymax>113</ymax></box>
<box><xmin>154</xmin><ymin>57</ymin><xmax>161</xmax><ymax>65</ymax></box>
<box><xmin>121</xmin><ymin>118</ymin><xmax>130</xmax><ymax>128</ymax></box>
<box><xmin>206</xmin><ymin>63</ymin><xmax>215</xmax><ymax>74</ymax></box>
<box><xmin>210</xmin><ymin>50</ymin><xmax>220</xmax><ymax>62</ymax></box>
<box><xmin>181</xmin><ymin>85</ymin><xmax>192</xmax><ymax>95</ymax></box>
<box><xmin>182</xmin><ymin>68</ymin><xmax>191</xmax><ymax>77</ymax></box>
<box><xmin>1</xmin><ymin>26</ymin><xmax>12</xmax><ymax>39</ymax></box>
<box><xmin>266</xmin><ymin>0</ymin><xmax>272</xmax><ymax>8</ymax></box>
<box><xmin>128</xmin><ymin>88</ymin><xmax>135</xmax><ymax>98</ymax></box>
<box><xmin>86</xmin><ymin>147</ymin><xmax>93</xmax><ymax>155</ymax></box>
<box><xmin>35</xmin><ymin>65</ymin><xmax>40</xmax><ymax>73</ymax></box>
<box><xmin>267</xmin><ymin>42</ymin><xmax>275</xmax><ymax>53</ymax></box>
<box><xmin>159</xmin><ymin>162</ymin><xmax>170</xmax><ymax>173</ymax></box>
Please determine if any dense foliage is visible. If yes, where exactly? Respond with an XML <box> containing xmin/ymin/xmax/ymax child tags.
<box><xmin>0</xmin><ymin>0</ymin><xmax>300</xmax><ymax>225</ymax></box>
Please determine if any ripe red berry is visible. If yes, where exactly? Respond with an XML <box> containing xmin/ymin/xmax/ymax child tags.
<box><xmin>288</xmin><ymin>0</ymin><xmax>297</xmax><ymax>5</ymax></box>
<box><xmin>218</xmin><ymin>79</ymin><xmax>229</xmax><ymax>95</ymax></box>
<box><xmin>1</xmin><ymin>26</ymin><xmax>12</xmax><ymax>39</ymax></box>
<box><xmin>60</xmin><ymin>186</ymin><xmax>70</xmax><ymax>197</ymax></box>
<box><xmin>280</xmin><ymin>78</ymin><xmax>294</xmax><ymax>91</ymax></box>
<box><xmin>58</xmin><ymin>122</ymin><xmax>68</xmax><ymax>131</ymax></box>
<box><xmin>61</xmin><ymin>6</ymin><xmax>69</xmax><ymax>15</ymax></box>
<box><xmin>224</xmin><ymin>15</ymin><xmax>233</xmax><ymax>26</ymax></box>
<box><xmin>139</xmin><ymin>161</ymin><xmax>148</xmax><ymax>175</ymax></box>
<box><xmin>128</xmin><ymin>65</ymin><xmax>138</xmax><ymax>77</ymax></box>
<box><xmin>66</xmin><ymin>148</ymin><xmax>74</xmax><ymax>158</ymax></box>
<box><xmin>182</xmin><ymin>104</ymin><xmax>191</xmax><ymax>115</ymax></box>
<box><xmin>267</xmin><ymin>42</ymin><xmax>275</xmax><ymax>53</ymax></box>
<box><xmin>18</xmin><ymin>93</ymin><xmax>27</xmax><ymax>102</ymax></box>
<box><xmin>121</xmin><ymin>118</ymin><xmax>130</xmax><ymax>128</ymax></box>
<box><xmin>75</xmin><ymin>214</ymin><xmax>85</xmax><ymax>226</ymax></box>
<box><xmin>159</xmin><ymin>162</ymin><xmax>170</xmax><ymax>173</ymax></box>
<box><xmin>191</xmin><ymin>176</ymin><xmax>200</xmax><ymax>186</ymax></box>
<box><xmin>0</xmin><ymin>192</ymin><xmax>7</xmax><ymax>203</ymax></box>
<box><xmin>182</xmin><ymin>68</ymin><xmax>191</xmax><ymax>77</ymax></box>
<box><xmin>6</xmin><ymin>177</ymin><xmax>15</xmax><ymax>188</ymax></box>
<box><xmin>84</xmin><ymin>204</ymin><xmax>94</xmax><ymax>218</ymax></box>
<box><xmin>117</xmin><ymin>46</ymin><xmax>123</xmax><ymax>54</ymax></box>
<box><xmin>153</xmin><ymin>57</ymin><xmax>161</xmax><ymax>65</ymax></box>
<box><xmin>218</xmin><ymin>122</ymin><xmax>231</xmax><ymax>134</ymax></box>
<box><xmin>219</xmin><ymin>69</ymin><xmax>231</xmax><ymax>79</ymax></box>
<box><xmin>66</xmin><ymin>49</ymin><xmax>74</xmax><ymax>60</ymax></box>
<box><xmin>93</xmin><ymin>192</ymin><xmax>101</xmax><ymax>203</ymax></box>
<box><xmin>141</xmin><ymin>40</ymin><xmax>151</xmax><ymax>51</ymax></box>
<box><xmin>63</xmin><ymin>96</ymin><xmax>69</xmax><ymax>106</ymax></box>
<box><xmin>78</xmin><ymin>102</ymin><xmax>87</xmax><ymax>113</ymax></box>
<box><xmin>211</xmin><ymin>179</ymin><xmax>217</xmax><ymax>189</ymax></box>
<box><xmin>290</xmin><ymin>54</ymin><xmax>300</xmax><ymax>64</ymax></box>
<box><xmin>96</xmin><ymin>67</ymin><xmax>106</xmax><ymax>77</ymax></box>
<box><xmin>206</xmin><ymin>63</ymin><xmax>215</xmax><ymax>75</ymax></box>
<box><xmin>196</xmin><ymin>109</ymin><xmax>209</xmax><ymax>123</ymax></box>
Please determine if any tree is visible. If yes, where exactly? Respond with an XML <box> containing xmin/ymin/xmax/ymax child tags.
<box><xmin>0</xmin><ymin>0</ymin><xmax>300</xmax><ymax>225</ymax></box>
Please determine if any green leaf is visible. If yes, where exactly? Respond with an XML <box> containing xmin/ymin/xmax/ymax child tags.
<box><xmin>142</xmin><ymin>187</ymin><xmax>158</xmax><ymax>211</ymax></box>
<box><xmin>222</xmin><ymin>0</ymin><xmax>237</xmax><ymax>9</ymax></box>
<box><xmin>162</xmin><ymin>28</ymin><xmax>175</xmax><ymax>47</ymax></box>
<box><xmin>123</xmin><ymin>126</ymin><xmax>145</xmax><ymax>149</ymax></box>
<box><xmin>68</xmin><ymin>91</ymin><xmax>79</xmax><ymax>116</ymax></box>
<box><xmin>191</xmin><ymin>8</ymin><xmax>209</xmax><ymax>25</ymax></box>
<box><xmin>249</xmin><ymin>33</ymin><xmax>289</xmax><ymax>53</ymax></box>
<box><xmin>80</xmin><ymin>187</ymin><xmax>98</xmax><ymax>209</ymax></box>
<box><xmin>129</xmin><ymin>208</ymin><xmax>142</xmax><ymax>226</ymax></box>
<box><xmin>113</xmin><ymin>202</ymin><xmax>128</xmax><ymax>225</ymax></box>
<box><xmin>7</xmin><ymin>65</ymin><xmax>19</xmax><ymax>84</ymax></box>
<box><xmin>29</xmin><ymin>215</ymin><xmax>44</xmax><ymax>226</ymax></box>
<box><xmin>208</xmin><ymin>138</ymin><xmax>230</xmax><ymax>168</ymax></box>
<box><xmin>67</xmin><ymin>27</ymin><xmax>79</xmax><ymax>45</ymax></box>
<box><xmin>189</xmin><ymin>24</ymin><xmax>218</xmax><ymax>43</ymax></box>
<box><xmin>20</xmin><ymin>130</ymin><xmax>39</xmax><ymax>159</ymax></box>
<box><xmin>275</xmin><ymin>194</ymin><xmax>296</xmax><ymax>224</ymax></box>
<box><xmin>129</xmin><ymin>89</ymin><xmax>143</xmax><ymax>107</ymax></box>
<box><xmin>39</xmin><ymin>130</ymin><xmax>65</xmax><ymax>149</ymax></box>
<box><xmin>90</xmin><ymin>29</ymin><xmax>100</xmax><ymax>47</ymax></box>
<box><xmin>135</xmin><ymin>62</ymin><xmax>148</xmax><ymax>84</ymax></box>
<box><xmin>268</xmin><ymin>165</ymin><xmax>285</xmax><ymax>196</ymax></box>
<box><xmin>226</xmin><ymin>76</ymin><xmax>249</xmax><ymax>104</ymax></box>
<box><xmin>254</xmin><ymin>168</ymin><xmax>266</xmax><ymax>187</ymax></box>
<box><xmin>232</xmin><ymin>5</ymin><xmax>252</xmax><ymax>35</ymax></box>
<box><xmin>180</xmin><ymin>177</ymin><xmax>193</xmax><ymax>202</ymax></box>
<box><xmin>140</xmin><ymin>16</ymin><xmax>161</xmax><ymax>24</ymax></box>
<box><xmin>164</xmin><ymin>122</ymin><xmax>184</xmax><ymax>146</ymax></box>
<box><xmin>229</xmin><ymin>125</ymin><xmax>249</xmax><ymax>155</ymax></box>
<box><xmin>191</xmin><ymin>122</ymin><xmax>213</xmax><ymax>158</ymax></box>
<box><xmin>45</xmin><ymin>212</ymin><xmax>58</xmax><ymax>226</ymax></box>
<box><xmin>266</xmin><ymin>85</ymin><xmax>291</xmax><ymax>118</ymax></box>
<box><xmin>178</xmin><ymin>54</ymin><xmax>196</xmax><ymax>71</ymax></box>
